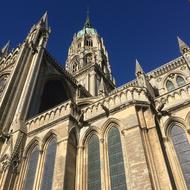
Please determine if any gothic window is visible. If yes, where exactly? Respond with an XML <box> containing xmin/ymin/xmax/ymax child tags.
<box><xmin>23</xmin><ymin>146</ymin><xmax>40</xmax><ymax>190</ymax></box>
<box><xmin>176</xmin><ymin>76</ymin><xmax>186</xmax><ymax>87</ymax></box>
<box><xmin>166</xmin><ymin>80</ymin><xmax>175</xmax><ymax>92</ymax></box>
<box><xmin>170</xmin><ymin>125</ymin><xmax>190</xmax><ymax>189</ymax></box>
<box><xmin>84</xmin><ymin>54</ymin><xmax>93</xmax><ymax>65</ymax></box>
<box><xmin>71</xmin><ymin>56</ymin><xmax>80</xmax><ymax>73</ymax></box>
<box><xmin>40</xmin><ymin>138</ymin><xmax>57</xmax><ymax>190</ymax></box>
<box><xmin>78</xmin><ymin>42</ymin><xmax>81</xmax><ymax>48</ymax></box>
<box><xmin>88</xmin><ymin>135</ymin><xmax>101</xmax><ymax>190</ymax></box>
<box><xmin>108</xmin><ymin>127</ymin><xmax>127</xmax><ymax>190</ymax></box>
<box><xmin>85</xmin><ymin>38</ymin><xmax>93</xmax><ymax>47</ymax></box>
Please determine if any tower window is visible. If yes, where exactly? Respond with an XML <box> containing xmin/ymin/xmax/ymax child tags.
<box><xmin>85</xmin><ymin>38</ymin><xmax>93</xmax><ymax>47</ymax></box>
<box><xmin>166</xmin><ymin>80</ymin><xmax>175</xmax><ymax>92</ymax></box>
<box><xmin>176</xmin><ymin>76</ymin><xmax>186</xmax><ymax>87</ymax></box>
<box><xmin>78</xmin><ymin>42</ymin><xmax>81</xmax><ymax>48</ymax></box>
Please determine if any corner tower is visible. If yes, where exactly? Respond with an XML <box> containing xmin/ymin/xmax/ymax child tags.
<box><xmin>65</xmin><ymin>14</ymin><xmax>115</xmax><ymax>96</ymax></box>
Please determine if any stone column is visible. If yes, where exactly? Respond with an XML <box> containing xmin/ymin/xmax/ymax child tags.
<box><xmin>90</xmin><ymin>71</ymin><xmax>96</xmax><ymax>96</ymax></box>
<box><xmin>99</xmin><ymin>138</ymin><xmax>108</xmax><ymax>190</ymax></box>
<box><xmin>75</xmin><ymin>146</ymin><xmax>84</xmax><ymax>190</ymax></box>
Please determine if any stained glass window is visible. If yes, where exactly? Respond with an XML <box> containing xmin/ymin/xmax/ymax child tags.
<box><xmin>171</xmin><ymin>125</ymin><xmax>190</xmax><ymax>189</ymax></box>
<box><xmin>176</xmin><ymin>76</ymin><xmax>186</xmax><ymax>87</ymax></box>
<box><xmin>88</xmin><ymin>135</ymin><xmax>101</xmax><ymax>190</ymax></box>
<box><xmin>23</xmin><ymin>146</ymin><xmax>40</xmax><ymax>190</ymax></box>
<box><xmin>166</xmin><ymin>80</ymin><xmax>175</xmax><ymax>92</ymax></box>
<box><xmin>40</xmin><ymin>138</ymin><xmax>57</xmax><ymax>190</ymax></box>
<box><xmin>108</xmin><ymin>127</ymin><xmax>127</xmax><ymax>190</ymax></box>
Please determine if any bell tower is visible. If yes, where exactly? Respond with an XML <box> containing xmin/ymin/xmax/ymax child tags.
<box><xmin>66</xmin><ymin>14</ymin><xmax>115</xmax><ymax>96</ymax></box>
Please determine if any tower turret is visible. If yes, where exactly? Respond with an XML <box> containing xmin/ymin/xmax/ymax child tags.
<box><xmin>65</xmin><ymin>14</ymin><xmax>115</xmax><ymax>96</ymax></box>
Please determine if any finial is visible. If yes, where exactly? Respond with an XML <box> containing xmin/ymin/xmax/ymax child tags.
<box><xmin>177</xmin><ymin>36</ymin><xmax>189</xmax><ymax>54</ymax></box>
<box><xmin>84</xmin><ymin>7</ymin><xmax>92</xmax><ymax>28</ymax></box>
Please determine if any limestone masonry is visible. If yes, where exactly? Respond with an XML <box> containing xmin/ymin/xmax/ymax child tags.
<box><xmin>0</xmin><ymin>12</ymin><xmax>190</xmax><ymax>190</ymax></box>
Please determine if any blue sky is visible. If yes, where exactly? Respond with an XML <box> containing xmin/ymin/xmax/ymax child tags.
<box><xmin>1</xmin><ymin>0</ymin><xmax>190</xmax><ymax>86</ymax></box>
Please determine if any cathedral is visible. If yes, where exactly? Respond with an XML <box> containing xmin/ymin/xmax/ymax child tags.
<box><xmin>0</xmin><ymin>12</ymin><xmax>190</xmax><ymax>190</ymax></box>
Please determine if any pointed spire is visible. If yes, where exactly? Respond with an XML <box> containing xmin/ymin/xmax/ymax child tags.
<box><xmin>177</xmin><ymin>36</ymin><xmax>190</xmax><ymax>54</ymax></box>
<box><xmin>38</xmin><ymin>11</ymin><xmax>48</xmax><ymax>29</ymax></box>
<box><xmin>1</xmin><ymin>41</ymin><xmax>10</xmax><ymax>57</ymax></box>
<box><xmin>98</xmin><ymin>77</ymin><xmax>107</xmax><ymax>96</ymax></box>
<box><xmin>84</xmin><ymin>9</ymin><xmax>92</xmax><ymax>29</ymax></box>
<box><xmin>135</xmin><ymin>59</ymin><xmax>144</xmax><ymax>75</ymax></box>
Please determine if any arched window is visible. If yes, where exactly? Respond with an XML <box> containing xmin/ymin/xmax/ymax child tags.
<box><xmin>166</xmin><ymin>80</ymin><xmax>175</xmax><ymax>92</ymax></box>
<box><xmin>170</xmin><ymin>125</ymin><xmax>190</xmax><ymax>189</ymax></box>
<box><xmin>23</xmin><ymin>146</ymin><xmax>40</xmax><ymax>190</ymax></box>
<box><xmin>71</xmin><ymin>56</ymin><xmax>80</xmax><ymax>73</ymax></box>
<box><xmin>84</xmin><ymin>54</ymin><xmax>93</xmax><ymax>65</ymax></box>
<box><xmin>108</xmin><ymin>127</ymin><xmax>127</xmax><ymax>190</ymax></box>
<box><xmin>88</xmin><ymin>135</ymin><xmax>101</xmax><ymax>190</ymax></box>
<box><xmin>40</xmin><ymin>138</ymin><xmax>57</xmax><ymax>190</ymax></box>
<box><xmin>176</xmin><ymin>76</ymin><xmax>186</xmax><ymax>87</ymax></box>
<box><xmin>85</xmin><ymin>38</ymin><xmax>93</xmax><ymax>47</ymax></box>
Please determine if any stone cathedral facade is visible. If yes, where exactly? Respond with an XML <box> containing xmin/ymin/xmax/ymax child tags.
<box><xmin>0</xmin><ymin>12</ymin><xmax>190</xmax><ymax>190</ymax></box>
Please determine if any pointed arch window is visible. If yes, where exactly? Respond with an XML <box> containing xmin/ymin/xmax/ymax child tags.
<box><xmin>166</xmin><ymin>80</ymin><xmax>175</xmax><ymax>92</ymax></box>
<box><xmin>88</xmin><ymin>135</ymin><xmax>101</xmax><ymax>190</ymax></box>
<box><xmin>23</xmin><ymin>146</ymin><xmax>40</xmax><ymax>190</ymax></box>
<box><xmin>85</xmin><ymin>38</ymin><xmax>93</xmax><ymax>47</ymax></box>
<box><xmin>40</xmin><ymin>137</ymin><xmax>57</xmax><ymax>190</ymax></box>
<box><xmin>176</xmin><ymin>76</ymin><xmax>186</xmax><ymax>87</ymax></box>
<box><xmin>170</xmin><ymin>125</ymin><xmax>190</xmax><ymax>189</ymax></box>
<box><xmin>108</xmin><ymin>127</ymin><xmax>127</xmax><ymax>190</ymax></box>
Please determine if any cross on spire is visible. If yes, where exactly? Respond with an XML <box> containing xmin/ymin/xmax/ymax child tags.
<box><xmin>84</xmin><ymin>8</ymin><xmax>92</xmax><ymax>28</ymax></box>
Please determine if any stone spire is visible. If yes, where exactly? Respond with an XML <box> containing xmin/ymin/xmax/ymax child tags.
<box><xmin>135</xmin><ymin>59</ymin><xmax>144</xmax><ymax>75</ymax></box>
<box><xmin>177</xmin><ymin>36</ymin><xmax>190</xmax><ymax>54</ymax></box>
<box><xmin>0</xmin><ymin>41</ymin><xmax>10</xmax><ymax>58</ymax></box>
<box><xmin>38</xmin><ymin>11</ymin><xmax>49</xmax><ymax>29</ymax></box>
<box><xmin>83</xmin><ymin>10</ymin><xmax>92</xmax><ymax>29</ymax></box>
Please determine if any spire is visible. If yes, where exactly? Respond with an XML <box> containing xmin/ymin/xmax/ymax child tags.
<box><xmin>1</xmin><ymin>41</ymin><xmax>10</xmax><ymax>57</ymax></box>
<box><xmin>177</xmin><ymin>36</ymin><xmax>190</xmax><ymax>54</ymax></box>
<box><xmin>98</xmin><ymin>77</ymin><xmax>107</xmax><ymax>96</ymax></box>
<box><xmin>83</xmin><ymin>9</ymin><xmax>92</xmax><ymax>29</ymax></box>
<box><xmin>135</xmin><ymin>59</ymin><xmax>144</xmax><ymax>75</ymax></box>
<box><xmin>38</xmin><ymin>11</ymin><xmax>48</xmax><ymax>29</ymax></box>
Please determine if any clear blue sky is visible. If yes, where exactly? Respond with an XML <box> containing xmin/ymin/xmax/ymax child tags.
<box><xmin>1</xmin><ymin>0</ymin><xmax>190</xmax><ymax>86</ymax></box>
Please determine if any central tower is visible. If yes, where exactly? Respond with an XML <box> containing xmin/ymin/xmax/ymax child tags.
<box><xmin>66</xmin><ymin>15</ymin><xmax>115</xmax><ymax>96</ymax></box>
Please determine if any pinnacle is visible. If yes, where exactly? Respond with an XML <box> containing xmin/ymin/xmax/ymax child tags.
<box><xmin>1</xmin><ymin>40</ymin><xmax>10</xmax><ymax>56</ymax></box>
<box><xmin>135</xmin><ymin>59</ymin><xmax>144</xmax><ymax>74</ymax></box>
<box><xmin>84</xmin><ymin>10</ymin><xmax>92</xmax><ymax>29</ymax></box>
<box><xmin>177</xmin><ymin>36</ymin><xmax>189</xmax><ymax>54</ymax></box>
<box><xmin>38</xmin><ymin>11</ymin><xmax>48</xmax><ymax>28</ymax></box>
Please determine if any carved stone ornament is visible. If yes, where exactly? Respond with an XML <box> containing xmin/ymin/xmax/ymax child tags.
<box><xmin>168</xmin><ymin>73</ymin><xmax>175</xmax><ymax>79</ymax></box>
<box><xmin>0</xmin><ymin>154</ymin><xmax>10</xmax><ymax>172</ymax></box>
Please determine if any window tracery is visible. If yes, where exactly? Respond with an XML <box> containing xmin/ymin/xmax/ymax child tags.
<box><xmin>166</xmin><ymin>80</ymin><xmax>175</xmax><ymax>92</ymax></box>
<box><xmin>176</xmin><ymin>76</ymin><xmax>186</xmax><ymax>87</ymax></box>
<box><xmin>40</xmin><ymin>137</ymin><xmax>57</xmax><ymax>190</ymax></box>
<box><xmin>107</xmin><ymin>127</ymin><xmax>127</xmax><ymax>190</ymax></box>
<box><xmin>23</xmin><ymin>146</ymin><xmax>40</xmax><ymax>190</ymax></box>
<box><xmin>170</xmin><ymin>125</ymin><xmax>190</xmax><ymax>189</ymax></box>
<box><xmin>87</xmin><ymin>135</ymin><xmax>101</xmax><ymax>190</ymax></box>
